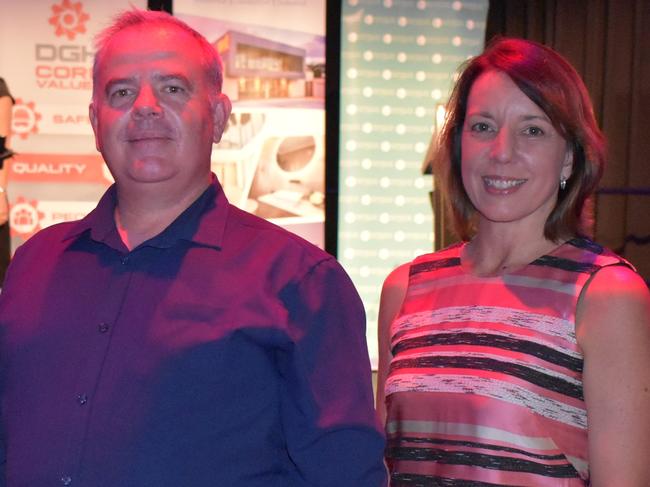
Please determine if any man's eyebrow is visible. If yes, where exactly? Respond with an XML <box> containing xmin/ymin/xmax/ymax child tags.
<box><xmin>105</xmin><ymin>77</ymin><xmax>136</xmax><ymax>93</ymax></box>
<box><xmin>154</xmin><ymin>73</ymin><xmax>192</xmax><ymax>86</ymax></box>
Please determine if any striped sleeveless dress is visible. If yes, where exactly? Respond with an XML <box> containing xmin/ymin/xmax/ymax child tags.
<box><xmin>384</xmin><ymin>238</ymin><xmax>633</xmax><ymax>486</ymax></box>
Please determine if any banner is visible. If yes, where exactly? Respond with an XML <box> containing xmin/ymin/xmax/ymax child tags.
<box><xmin>339</xmin><ymin>0</ymin><xmax>489</xmax><ymax>367</ymax></box>
<box><xmin>176</xmin><ymin>0</ymin><xmax>327</xmax><ymax>248</ymax></box>
<box><xmin>0</xmin><ymin>0</ymin><xmax>147</xmax><ymax>248</ymax></box>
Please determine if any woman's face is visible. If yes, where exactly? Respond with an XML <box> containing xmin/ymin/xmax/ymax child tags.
<box><xmin>460</xmin><ymin>70</ymin><xmax>573</xmax><ymax>232</ymax></box>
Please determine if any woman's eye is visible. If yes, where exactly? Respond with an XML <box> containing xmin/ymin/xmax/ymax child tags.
<box><xmin>524</xmin><ymin>126</ymin><xmax>545</xmax><ymax>136</ymax></box>
<box><xmin>471</xmin><ymin>122</ymin><xmax>491</xmax><ymax>132</ymax></box>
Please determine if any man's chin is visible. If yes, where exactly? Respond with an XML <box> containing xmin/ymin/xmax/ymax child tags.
<box><xmin>123</xmin><ymin>160</ymin><xmax>178</xmax><ymax>185</ymax></box>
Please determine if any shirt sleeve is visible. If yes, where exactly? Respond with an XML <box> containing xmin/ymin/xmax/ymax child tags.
<box><xmin>0</xmin><ymin>240</ymin><xmax>23</xmax><ymax>487</ymax></box>
<box><xmin>278</xmin><ymin>257</ymin><xmax>387</xmax><ymax>487</ymax></box>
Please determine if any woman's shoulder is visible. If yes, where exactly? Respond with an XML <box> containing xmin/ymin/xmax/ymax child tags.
<box><xmin>382</xmin><ymin>242</ymin><xmax>465</xmax><ymax>295</ymax></box>
<box><xmin>383</xmin><ymin>262</ymin><xmax>410</xmax><ymax>287</ymax></box>
<box><xmin>561</xmin><ymin>237</ymin><xmax>636</xmax><ymax>272</ymax></box>
<box><xmin>410</xmin><ymin>241</ymin><xmax>464</xmax><ymax>265</ymax></box>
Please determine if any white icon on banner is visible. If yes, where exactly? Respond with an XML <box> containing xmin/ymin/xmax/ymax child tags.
<box><xmin>11</xmin><ymin>100</ymin><xmax>41</xmax><ymax>140</ymax></box>
<box><xmin>10</xmin><ymin>199</ymin><xmax>42</xmax><ymax>237</ymax></box>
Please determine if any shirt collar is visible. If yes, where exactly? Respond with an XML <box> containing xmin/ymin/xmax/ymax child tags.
<box><xmin>63</xmin><ymin>174</ymin><xmax>229</xmax><ymax>251</ymax></box>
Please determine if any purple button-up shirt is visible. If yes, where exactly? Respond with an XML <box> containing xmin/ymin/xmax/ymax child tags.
<box><xmin>0</xmin><ymin>177</ymin><xmax>386</xmax><ymax>487</ymax></box>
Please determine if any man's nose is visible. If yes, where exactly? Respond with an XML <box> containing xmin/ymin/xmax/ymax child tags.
<box><xmin>132</xmin><ymin>85</ymin><xmax>161</xmax><ymax>118</ymax></box>
<box><xmin>489</xmin><ymin>128</ymin><xmax>514</xmax><ymax>163</ymax></box>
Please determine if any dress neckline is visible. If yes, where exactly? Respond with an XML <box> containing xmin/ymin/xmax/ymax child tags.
<box><xmin>457</xmin><ymin>239</ymin><xmax>572</xmax><ymax>278</ymax></box>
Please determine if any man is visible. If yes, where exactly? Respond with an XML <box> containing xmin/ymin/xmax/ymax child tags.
<box><xmin>0</xmin><ymin>9</ymin><xmax>386</xmax><ymax>486</ymax></box>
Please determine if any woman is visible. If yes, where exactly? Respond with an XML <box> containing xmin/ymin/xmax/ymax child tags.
<box><xmin>0</xmin><ymin>77</ymin><xmax>15</xmax><ymax>286</ymax></box>
<box><xmin>376</xmin><ymin>38</ymin><xmax>650</xmax><ymax>486</ymax></box>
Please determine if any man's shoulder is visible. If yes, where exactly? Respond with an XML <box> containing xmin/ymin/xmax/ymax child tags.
<box><xmin>225</xmin><ymin>204</ymin><xmax>334</xmax><ymax>268</ymax></box>
<box><xmin>2</xmin><ymin>221</ymin><xmax>83</xmax><ymax>294</ymax></box>
<box><xmin>14</xmin><ymin>220</ymin><xmax>82</xmax><ymax>257</ymax></box>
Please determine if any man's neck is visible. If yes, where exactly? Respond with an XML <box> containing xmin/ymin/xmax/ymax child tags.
<box><xmin>114</xmin><ymin>178</ymin><xmax>210</xmax><ymax>250</ymax></box>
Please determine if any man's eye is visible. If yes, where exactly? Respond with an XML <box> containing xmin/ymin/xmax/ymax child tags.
<box><xmin>165</xmin><ymin>85</ymin><xmax>184</xmax><ymax>94</ymax></box>
<box><xmin>109</xmin><ymin>88</ymin><xmax>131</xmax><ymax>99</ymax></box>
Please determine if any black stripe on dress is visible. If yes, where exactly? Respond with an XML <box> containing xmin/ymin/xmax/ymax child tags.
<box><xmin>567</xmin><ymin>237</ymin><xmax>604</xmax><ymax>255</ymax></box>
<box><xmin>392</xmin><ymin>332</ymin><xmax>583</xmax><ymax>373</ymax></box>
<box><xmin>530</xmin><ymin>254</ymin><xmax>599</xmax><ymax>274</ymax></box>
<box><xmin>390</xmin><ymin>355</ymin><xmax>583</xmax><ymax>400</ymax></box>
<box><xmin>388</xmin><ymin>436</ymin><xmax>566</xmax><ymax>461</ymax></box>
<box><xmin>387</xmin><ymin>446</ymin><xmax>580</xmax><ymax>478</ymax></box>
<box><xmin>411</xmin><ymin>258</ymin><xmax>462</xmax><ymax>276</ymax></box>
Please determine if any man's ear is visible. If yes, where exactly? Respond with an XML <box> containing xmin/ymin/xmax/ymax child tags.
<box><xmin>212</xmin><ymin>93</ymin><xmax>232</xmax><ymax>144</ymax></box>
<box><xmin>89</xmin><ymin>102</ymin><xmax>101</xmax><ymax>152</ymax></box>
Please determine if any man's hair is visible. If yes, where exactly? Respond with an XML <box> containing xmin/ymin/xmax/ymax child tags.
<box><xmin>92</xmin><ymin>9</ymin><xmax>224</xmax><ymax>100</ymax></box>
<box><xmin>435</xmin><ymin>37</ymin><xmax>606</xmax><ymax>242</ymax></box>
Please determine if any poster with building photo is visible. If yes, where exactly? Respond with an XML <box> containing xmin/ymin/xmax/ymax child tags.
<box><xmin>176</xmin><ymin>0</ymin><xmax>326</xmax><ymax>249</ymax></box>
<box><xmin>0</xmin><ymin>0</ymin><xmax>147</xmax><ymax>251</ymax></box>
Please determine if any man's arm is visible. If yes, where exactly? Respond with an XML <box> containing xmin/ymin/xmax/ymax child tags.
<box><xmin>279</xmin><ymin>257</ymin><xmax>386</xmax><ymax>487</ymax></box>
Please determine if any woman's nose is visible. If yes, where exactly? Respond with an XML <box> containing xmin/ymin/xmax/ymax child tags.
<box><xmin>489</xmin><ymin>128</ymin><xmax>514</xmax><ymax>163</ymax></box>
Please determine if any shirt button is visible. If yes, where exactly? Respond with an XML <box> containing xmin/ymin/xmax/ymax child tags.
<box><xmin>61</xmin><ymin>475</ymin><xmax>72</xmax><ymax>485</ymax></box>
<box><xmin>98</xmin><ymin>322</ymin><xmax>110</xmax><ymax>333</ymax></box>
<box><xmin>121</xmin><ymin>256</ymin><xmax>129</xmax><ymax>265</ymax></box>
<box><xmin>77</xmin><ymin>394</ymin><xmax>88</xmax><ymax>405</ymax></box>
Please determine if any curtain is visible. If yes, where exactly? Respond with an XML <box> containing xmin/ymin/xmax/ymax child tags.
<box><xmin>485</xmin><ymin>0</ymin><xmax>650</xmax><ymax>281</ymax></box>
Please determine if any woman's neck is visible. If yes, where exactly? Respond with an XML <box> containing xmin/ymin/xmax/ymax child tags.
<box><xmin>462</xmin><ymin>223</ymin><xmax>565</xmax><ymax>277</ymax></box>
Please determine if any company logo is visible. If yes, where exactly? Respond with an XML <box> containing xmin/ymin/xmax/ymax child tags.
<box><xmin>8</xmin><ymin>154</ymin><xmax>109</xmax><ymax>184</ymax></box>
<box><xmin>10</xmin><ymin>198</ymin><xmax>44</xmax><ymax>239</ymax></box>
<box><xmin>12</xmin><ymin>99</ymin><xmax>42</xmax><ymax>140</ymax></box>
<box><xmin>12</xmin><ymin>161</ymin><xmax>87</xmax><ymax>176</ymax></box>
<box><xmin>49</xmin><ymin>0</ymin><xmax>90</xmax><ymax>41</ymax></box>
<box><xmin>35</xmin><ymin>44</ymin><xmax>94</xmax><ymax>91</ymax></box>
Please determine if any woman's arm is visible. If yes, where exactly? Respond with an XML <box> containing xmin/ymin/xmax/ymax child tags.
<box><xmin>0</xmin><ymin>96</ymin><xmax>13</xmax><ymax>225</ymax></box>
<box><xmin>0</xmin><ymin>96</ymin><xmax>11</xmax><ymax>225</ymax></box>
<box><xmin>0</xmin><ymin>167</ymin><xmax>7</xmax><ymax>225</ymax></box>
<box><xmin>0</xmin><ymin>96</ymin><xmax>12</xmax><ymax>138</ymax></box>
<box><xmin>576</xmin><ymin>264</ymin><xmax>650</xmax><ymax>486</ymax></box>
<box><xmin>376</xmin><ymin>263</ymin><xmax>410</xmax><ymax>426</ymax></box>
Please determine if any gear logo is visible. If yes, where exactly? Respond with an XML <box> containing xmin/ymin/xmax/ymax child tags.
<box><xmin>49</xmin><ymin>0</ymin><xmax>90</xmax><ymax>40</ymax></box>
<box><xmin>10</xmin><ymin>198</ymin><xmax>45</xmax><ymax>239</ymax></box>
<box><xmin>12</xmin><ymin>99</ymin><xmax>42</xmax><ymax>140</ymax></box>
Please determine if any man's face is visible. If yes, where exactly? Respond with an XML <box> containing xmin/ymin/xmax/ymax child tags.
<box><xmin>89</xmin><ymin>25</ymin><xmax>230</xmax><ymax>192</ymax></box>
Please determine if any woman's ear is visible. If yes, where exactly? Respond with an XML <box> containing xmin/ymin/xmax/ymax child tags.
<box><xmin>561</xmin><ymin>144</ymin><xmax>574</xmax><ymax>181</ymax></box>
